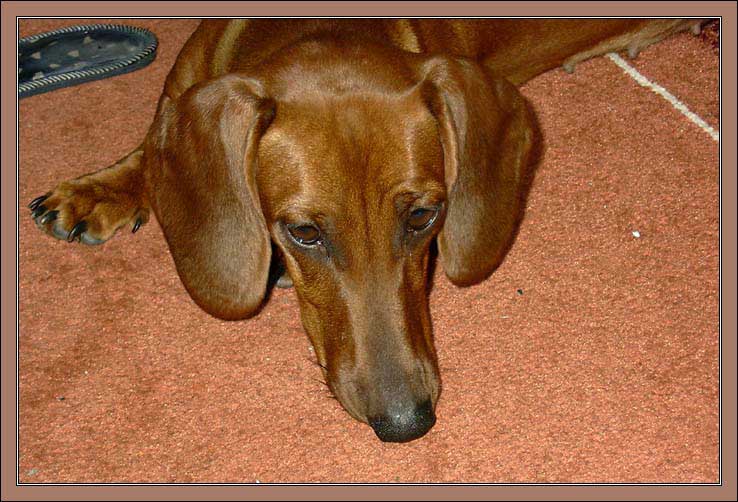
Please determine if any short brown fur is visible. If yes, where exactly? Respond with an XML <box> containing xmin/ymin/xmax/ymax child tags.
<box><xmin>30</xmin><ymin>18</ymin><xmax>705</xmax><ymax>442</ymax></box>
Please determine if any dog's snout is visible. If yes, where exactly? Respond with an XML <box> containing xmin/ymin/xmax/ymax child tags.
<box><xmin>368</xmin><ymin>399</ymin><xmax>436</xmax><ymax>443</ymax></box>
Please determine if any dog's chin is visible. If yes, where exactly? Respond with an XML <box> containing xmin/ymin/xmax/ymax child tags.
<box><xmin>325</xmin><ymin>380</ymin><xmax>366</xmax><ymax>424</ymax></box>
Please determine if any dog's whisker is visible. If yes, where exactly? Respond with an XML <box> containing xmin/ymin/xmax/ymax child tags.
<box><xmin>306</xmin><ymin>356</ymin><xmax>328</xmax><ymax>371</ymax></box>
<box><xmin>310</xmin><ymin>376</ymin><xmax>330</xmax><ymax>389</ymax></box>
<box><xmin>308</xmin><ymin>377</ymin><xmax>338</xmax><ymax>401</ymax></box>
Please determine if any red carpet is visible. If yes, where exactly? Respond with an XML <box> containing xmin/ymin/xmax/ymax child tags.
<box><xmin>18</xmin><ymin>19</ymin><xmax>719</xmax><ymax>483</ymax></box>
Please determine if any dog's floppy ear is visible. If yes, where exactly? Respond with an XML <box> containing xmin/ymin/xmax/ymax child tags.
<box><xmin>418</xmin><ymin>56</ymin><xmax>535</xmax><ymax>286</ymax></box>
<box><xmin>144</xmin><ymin>75</ymin><xmax>275</xmax><ymax>320</ymax></box>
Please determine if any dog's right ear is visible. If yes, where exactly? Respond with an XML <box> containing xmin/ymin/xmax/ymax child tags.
<box><xmin>415</xmin><ymin>56</ymin><xmax>535</xmax><ymax>287</ymax></box>
<box><xmin>144</xmin><ymin>75</ymin><xmax>275</xmax><ymax>320</ymax></box>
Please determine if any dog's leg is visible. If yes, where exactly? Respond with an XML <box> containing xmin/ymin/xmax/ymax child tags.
<box><xmin>559</xmin><ymin>19</ymin><xmax>707</xmax><ymax>76</ymax></box>
<box><xmin>29</xmin><ymin>148</ymin><xmax>149</xmax><ymax>245</ymax></box>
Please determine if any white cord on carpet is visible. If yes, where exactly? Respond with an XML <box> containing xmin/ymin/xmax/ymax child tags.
<box><xmin>606</xmin><ymin>52</ymin><xmax>719</xmax><ymax>143</ymax></box>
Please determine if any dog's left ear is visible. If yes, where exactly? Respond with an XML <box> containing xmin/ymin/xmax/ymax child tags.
<box><xmin>416</xmin><ymin>56</ymin><xmax>535</xmax><ymax>286</ymax></box>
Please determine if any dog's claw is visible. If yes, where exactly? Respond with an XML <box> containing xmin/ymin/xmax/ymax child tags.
<box><xmin>28</xmin><ymin>193</ymin><xmax>50</xmax><ymax>211</ymax></box>
<box><xmin>38</xmin><ymin>210</ymin><xmax>59</xmax><ymax>225</ymax></box>
<box><xmin>67</xmin><ymin>221</ymin><xmax>87</xmax><ymax>242</ymax></box>
<box><xmin>31</xmin><ymin>205</ymin><xmax>47</xmax><ymax>219</ymax></box>
<box><xmin>132</xmin><ymin>217</ymin><xmax>142</xmax><ymax>234</ymax></box>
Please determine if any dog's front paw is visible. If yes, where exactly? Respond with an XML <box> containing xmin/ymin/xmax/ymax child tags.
<box><xmin>28</xmin><ymin>178</ymin><xmax>148</xmax><ymax>245</ymax></box>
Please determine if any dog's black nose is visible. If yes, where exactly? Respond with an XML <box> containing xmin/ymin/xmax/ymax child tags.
<box><xmin>368</xmin><ymin>399</ymin><xmax>436</xmax><ymax>443</ymax></box>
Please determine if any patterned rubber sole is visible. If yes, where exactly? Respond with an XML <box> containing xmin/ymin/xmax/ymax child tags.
<box><xmin>18</xmin><ymin>24</ymin><xmax>158</xmax><ymax>99</ymax></box>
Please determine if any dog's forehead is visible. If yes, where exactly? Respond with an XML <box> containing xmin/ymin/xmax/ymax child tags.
<box><xmin>256</xmin><ymin>94</ymin><xmax>445</xmax><ymax>216</ymax></box>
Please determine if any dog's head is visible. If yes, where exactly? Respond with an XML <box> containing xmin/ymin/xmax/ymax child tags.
<box><xmin>144</xmin><ymin>39</ymin><xmax>534</xmax><ymax>442</ymax></box>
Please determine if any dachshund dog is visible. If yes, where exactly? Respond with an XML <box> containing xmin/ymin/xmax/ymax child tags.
<box><xmin>28</xmin><ymin>19</ymin><xmax>705</xmax><ymax>442</ymax></box>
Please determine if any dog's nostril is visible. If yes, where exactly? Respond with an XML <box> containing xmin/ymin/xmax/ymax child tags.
<box><xmin>368</xmin><ymin>399</ymin><xmax>436</xmax><ymax>443</ymax></box>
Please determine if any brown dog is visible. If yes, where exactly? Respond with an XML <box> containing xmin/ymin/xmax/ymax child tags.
<box><xmin>29</xmin><ymin>19</ymin><xmax>704</xmax><ymax>442</ymax></box>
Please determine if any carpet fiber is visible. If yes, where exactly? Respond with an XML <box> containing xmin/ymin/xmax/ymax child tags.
<box><xmin>18</xmin><ymin>19</ymin><xmax>719</xmax><ymax>483</ymax></box>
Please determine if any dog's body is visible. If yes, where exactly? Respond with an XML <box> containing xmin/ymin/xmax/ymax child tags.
<box><xmin>29</xmin><ymin>19</ymin><xmax>704</xmax><ymax>442</ymax></box>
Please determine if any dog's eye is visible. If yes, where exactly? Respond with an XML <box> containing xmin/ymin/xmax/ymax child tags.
<box><xmin>288</xmin><ymin>224</ymin><xmax>322</xmax><ymax>246</ymax></box>
<box><xmin>407</xmin><ymin>207</ymin><xmax>438</xmax><ymax>232</ymax></box>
